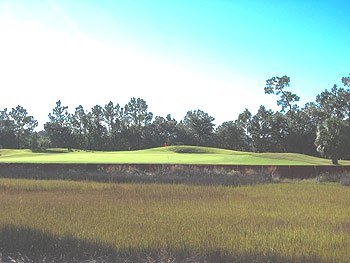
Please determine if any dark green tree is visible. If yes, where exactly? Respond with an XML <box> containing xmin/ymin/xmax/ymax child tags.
<box><xmin>44</xmin><ymin>100</ymin><xmax>73</xmax><ymax>148</ymax></box>
<box><xmin>216</xmin><ymin>121</ymin><xmax>249</xmax><ymax>151</ymax></box>
<box><xmin>315</xmin><ymin>84</ymin><xmax>350</xmax><ymax>133</ymax></box>
<box><xmin>174</xmin><ymin>120</ymin><xmax>193</xmax><ymax>146</ymax></box>
<box><xmin>249</xmin><ymin>106</ymin><xmax>288</xmax><ymax>152</ymax></box>
<box><xmin>34</xmin><ymin>130</ymin><xmax>51</xmax><ymax>150</ymax></box>
<box><xmin>124</xmin><ymin>98</ymin><xmax>153</xmax><ymax>127</ymax></box>
<box><xmin>143</xmin><ymin>114</ymin><xmax>178</xmax><ymax>148</ymax></box>
<box><xmin>284</xmin><ymin>108</ymin><xmax>317</xmax><ymax>155</ymax></box>
<box><xmin>86</xmin><ymin>105</ymin><xmax>107</xmax><ymax>150</ymax></box>
<box><xmin>124</xmin><ymin>97</ymin><xmax>153</xmax><ymax>149</ymax></box>
<box><xmin>269</xmin><ymin>111</ymin><xmax>289</xmax><ymax>152</ymax></box>
<box><xmin>0</xmin><ymin>108</ymin><xmax>16</xmax><ymax>148</ymax></box>
<box><xmin>9</xmin><ymin>105</ymin><xmax>38</xmax><ymax>148</ymax></box>
<box><xmin>337</xmin><ymin>87</ymin><xmax>350</xmax><ymax>122</ymax></box>
<box><xmin>71</xmin><ymin>105</ymin><xmax>89</xmax><ymax>149</ymax></box>
<box><xmin>265</xmin><ymin>75</ymin><xmax>300</xmax><ymax>112</ymax></box>
<box><xmin>249</xmin><ymin>106</ymin><xmax>273</xmax><ymax>152</ymax></box>
<box><xmin>315</xmin><ymin>117</ymin><xmax>350</xmax><ymax>164</ymax></box>
<box><xmin>235</xmin><ymin>108</ymin><xmax>253</xmax><ymax>150</ymax></box>
<box><xmin>182</xmin><ymin>109</ymin><xmax>215</xmax><ymax>146</ymax></box>
<box><xmin>103</xmin><ymin>101</ymin><xmax>125</xmax><ymax>150</ymax></box>
<box><xmin>341</xmin><ymin>74</ymin><xmax>350</xmax><ymax>87</ymax></box>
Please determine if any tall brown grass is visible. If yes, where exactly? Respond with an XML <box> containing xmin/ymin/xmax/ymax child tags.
<box><xmin>0</xmin><ymin>179</ymin><xmax>349</xmax><ymax>262</ymax></box>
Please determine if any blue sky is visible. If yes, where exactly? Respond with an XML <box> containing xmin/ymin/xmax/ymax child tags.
<box><xmin>0</xmin><ymin>0</ymin><xmax>349</xmax><ymax>128</ymax></box>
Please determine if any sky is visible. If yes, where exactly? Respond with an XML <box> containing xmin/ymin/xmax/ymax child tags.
<box><xmin>0</xmin><ymin>0</ymin><xmax>349</xmax><ymax>129</ymax></box>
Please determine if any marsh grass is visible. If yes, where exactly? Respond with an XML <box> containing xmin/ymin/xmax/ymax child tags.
<box><xmin>103</xmin><ymin>165</ymin><xmax>274</xmax><ymax>185</ymax></box>
<box><xmin>319</xmin><ymin>172</ymin><xmax>350</xmax><ymax>186</ymax></box>
<box><xmin>0</xmin><ymin>179</ymin><xmax>350</xmax><ymax>262</ymax></box>
<box><xmin>0</xmin><ymin>165</ymin><xmax>275</xmax><ymax>186</ymax></box>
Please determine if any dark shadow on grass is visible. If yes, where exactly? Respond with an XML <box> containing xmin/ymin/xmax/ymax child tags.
<box><xmin>31</xmin><ymin>148</ymin><xmax>73</xmax><ymax>154</ymax></box>
<box><xmin>0</xmin><ymin>225</ymin><xmax>118</xmax><ymax>262</ymax></box>
<box><xmin>0</xmin><ymin>225</ymin><xmax>325</xmax><ymax>263</ymax></box>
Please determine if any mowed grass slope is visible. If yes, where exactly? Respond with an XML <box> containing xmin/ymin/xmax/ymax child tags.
<box><xmin>0</xmin><ymin>179</ymin><xmax>350</xmax><ymax>262</ymax></box>
<box><xmin>0</xmin><ymin>146</ymin><xmax>348</xmax><ymax>165</ymax></box>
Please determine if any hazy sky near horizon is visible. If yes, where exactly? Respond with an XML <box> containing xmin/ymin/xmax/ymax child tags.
<box><xmin>0</xmin><ymin>0</ymin><xmax>349</xmax><ymax>129</ymax></box>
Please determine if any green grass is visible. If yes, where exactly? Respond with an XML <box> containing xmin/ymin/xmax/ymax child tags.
<box><xmin>0</xmin><ymin>179</ymin><xmax>349</xmax><ymax>262</ymax></box>
<box><xmin>1</xmin><ymin>145</ymin><xmax>349</xmax><ymax>165</ymax></box>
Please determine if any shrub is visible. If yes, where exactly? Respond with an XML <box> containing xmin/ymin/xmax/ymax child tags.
<box><xmin>113</xmin><ymin>165</ymin><xmax>275</xmax><ymax>186</ymax></box>
<box><xmin>320</xmin><ymin>172</ymin><xmax>350</xmax><ymax>186</ymax></box>
<box><xmin>0</xmin><ymin>164</ymin><xmax>277</xmax><ymax>186</ymax></box>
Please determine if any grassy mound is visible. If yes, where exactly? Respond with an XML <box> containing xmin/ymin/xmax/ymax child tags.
<box><xmin>163</xmin><ymin>145</ymin><xmax>233</xmax><ymax>154</ymax></box>
<box><xmin>0</xmin><ymin>146</ymin><xmax>349</xmax><ymax>165</ymax></box>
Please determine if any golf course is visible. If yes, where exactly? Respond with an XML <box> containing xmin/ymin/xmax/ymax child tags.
<box><xmin>0</xmin><ymin>146</ymin><xmax>350</xmax><ymax>262</ymax></box>
<box><xmin>1</xmin><ymin>145</ymin><xmax>349</xmax><ymax>165</ymax></box>
<box><xmin>1</xmin><ymin>0</ymin><xmax>349</xmax><ymax>261</ymax></box>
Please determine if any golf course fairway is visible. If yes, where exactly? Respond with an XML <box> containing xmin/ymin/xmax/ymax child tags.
<box><xmin>0</xmin><ymin>146</ymin><xmax>349</xmax><ymax>165</ymax></box>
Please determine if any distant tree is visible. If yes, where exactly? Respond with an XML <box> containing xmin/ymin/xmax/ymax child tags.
<box><xmin>71</xmin><ymin>105</ymin><xmax>89</xmax><ymax>149</ymax></box>
<box><xmin>9</xmin><ymin>105</ymin><xmax>38</xmax><ymax>148</ymax></box>
<box><xmin>175</xmin><ymin>120</ymin><xmax>193</xmax><ymax>146</ymax></box>
<box><xmin>236</xmin><ymin>109</ymin><xmax>252</xmax><ymax>132</ymax></box>
<box><xmin>48</xmin><ymin>100</ymin><xmax>71</xmax><ymax>125</ymax></box>
<box><xmin>341</xmin><ymin>74</ymin><xmax>350</xmax><ymax>87</ymax></box>
<box><xmin>0</xmin><ymin>108</ymin><xmax>16</xmax><ymax>148</ymax></box>
<box><xmin>103</xmin><ymin>101</ymin><xmax>124</xmax><ymax>150</ymax></box>
<box><xmin>182</xmin><ymin>110</ymin><xmax>215</xmax><ymax>146</ymax></box>
<box><xmin>34</xmin><ymin>130</ymin><xmax>51</xmax><ymax>150</ymax></box>
<box><xmin>249</xmin><ymin>106</ymin><xmax>288</xmax><ymax>152</ymax></box>
<box><xmin>284</xmin><ymin>109</ymin><xmax>317</xmax><ymax>155</ymax></box>
<box><xmin>216</xmin><ymin>121</ymin><xmax>249</xmax><ymax>151</ymax></box>
<box><xmin>316</xmin><ymin>73</ymin><xmax>350</xmax><ymax>123</ymax></box>
<box><xmin>164</xmin><ymin>114</ymin><xmax>179</xmax><ymax>145</ymax></box>
<box><xmin>303</xmin><ymin>102</ymin><xmax>325</xmax><ymax>127</ymax></box>
<box><xmin>249</xmin><ymin>106</ymin><xmax>273</xmax><ymax>152</ymax></box>
<box><xmin>124</xmin><ymin>98</ymin><xmax>153</xmax><ymax>127</ymax></box>
<box><xmin>235</xmin><ymin>108</ymin><xmax>253</xmax><ymax>150</ymax></box>
<box><xmin>124</xmin><ymin>97</ymin><xmax>153</xmax><ymax>149</ymax></box>
<box><xmin>316</xmin><ymin>85</ymin><xmax>341</xmax><ymax>119</ymax></box>
<box><xmin>265</xmin><ymin>75</ymin><xmax>300</xmax><ymax>112</ymax></box>
<box><xmin>44</xmin><ymin>100</ymin><xmax>73</xmax><ymax>148</ymax></box>
<box><xmin>269</xmin><ymin>111</ymin><xmax>289</xmax><ymax>152</ymax></box>
<box><xmin>315</xmin><ymin>117</ymin><xmax>350</xmax><ymax>164</ymax></box>
<box><xmin>143</xmin><ymin>114</ymin><xmax>178</xmax><ymax>148</ymax></box>
<box><xmin>337</xmin><ymin>87</ymin><xmax>350</xmax><ymax>122</ymax></box>
<box><xmin>86</xmin><ymin>105</ymin><xmax>107</xmax><ymax>150</ymax></box>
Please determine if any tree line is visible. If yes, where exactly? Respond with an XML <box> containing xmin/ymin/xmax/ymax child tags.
<box><xmin>1</xmin><ymin>74</ymin><xmax>350</xmax><ymax>164</ymax></box>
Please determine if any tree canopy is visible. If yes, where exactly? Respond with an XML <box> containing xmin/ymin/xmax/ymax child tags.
<box><xmin>1</xmin><ymin>74</ymin><xmax>350</xmax><ymax>164</ymax></box>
